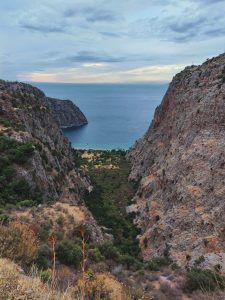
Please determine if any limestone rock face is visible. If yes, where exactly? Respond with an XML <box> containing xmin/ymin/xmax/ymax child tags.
<box><xmin>127</xmin><ymin>53</ymin><xmax>225</xmax><ymax>268</ymax></box>
<box><xmin>0</xmin><ymin>80</ymin><xmax>103</xmax><ymax>241</ymax></box>
<box><xmin>46</xmin><ymin>97</ymin><xmax>87</xmax><ymax>128</ymax></box>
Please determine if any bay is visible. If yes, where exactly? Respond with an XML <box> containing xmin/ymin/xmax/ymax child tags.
<box><xmin>34</xmin><ymin>83</ymin><xmax>168</xmax><ymax>150</ymax></box>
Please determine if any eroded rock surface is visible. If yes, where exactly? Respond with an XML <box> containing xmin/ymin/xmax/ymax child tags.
<box><xmin>127</xmin><ymin>53</ymin><xmax>225</xmax><ymax>269</ymax></box>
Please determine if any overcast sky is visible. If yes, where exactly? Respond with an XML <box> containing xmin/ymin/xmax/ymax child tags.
<box><xmin>0</xmin><ymin>0</ymin><xmax>225</xmax><ymax>83</ymax></box>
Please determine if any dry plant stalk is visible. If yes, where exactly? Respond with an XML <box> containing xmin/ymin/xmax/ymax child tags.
<box><xmin>48</xmin><ymin>233</ymin><xmax>57</xmax><ymax>300</ymax></box>
<box><xmin>80</xmin><ymin>227</ymin><xmax>87</xmax><ymax>300</ymax></box>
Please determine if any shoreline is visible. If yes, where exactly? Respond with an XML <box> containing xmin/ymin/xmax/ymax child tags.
<box><xmin>61</xmin><ymin>122</ymin><xmax>88</xmax><ymax>129</ymax></box>
<box><xmin>72</xmin><ymin>147</ymin><xmax>127</xmax><ymax>152</ymax></box>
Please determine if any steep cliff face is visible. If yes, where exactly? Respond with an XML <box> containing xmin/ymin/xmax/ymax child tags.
<box><xmin>0</xmin><ymin>80</ymin><xmax>83</xmax><ymax>201</ymax></box>
<box><xmin>0</xmin><ymin>80</ymin><xmax>103</xmax><ymax>241</ymax></box>
<box><xmin>127</xmin><ymin>53</ymin><xmax>225</xmax><ymax>270</ymax></box>
<box><xmin>46</xmin><ymin>97</ymin><xmax>87</xmax><ymax>128</ymax></box>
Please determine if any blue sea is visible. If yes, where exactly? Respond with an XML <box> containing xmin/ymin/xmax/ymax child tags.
<box><xmin>34</xmin><ymin>83</ymin><xmax>168</xmax><ymax>150</ymax></box>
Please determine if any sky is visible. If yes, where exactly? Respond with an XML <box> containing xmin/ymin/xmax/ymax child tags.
<box><xmin>0</xmin><ymin>0</ymin><xmax>225</xmax><ymax>83</ymax></box>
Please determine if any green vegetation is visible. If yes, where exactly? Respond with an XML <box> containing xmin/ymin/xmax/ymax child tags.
<box><xmin>39</xmin><ymin>270</ymin><xmax>52</xmax><ymax>283</ymax></box>
<box><xmin>56</xmin><ymin>240</ymin><xmax>82</xmax><ymax>267</ymax></box>
<box><xmin>39</xmin><ymin>224</ymin><xmax>51</xmax><ymax>242</ymax></box>
<box><xmin>88</xmin><ymin>247</ymin><xmax>104</xmax><ymax>263</ymax></box>
<box><xmin>35</xmin><ymin>245</ymin><xmax>51</xmax><ymax>270</ymax></box>
<box><xmin>184</xmin><ymin>268</ymin><xmax>225</xmax><ymax>292</ymax></box>
<box><xmin>147</xmin><ymin>255</ymin><xmax>172</xmax><ymax>271</ymax></box>
<box><xmin>76</xmin><ymin>150</ymin><xmax>140</xmax><ymax>257</ymax></box>
<box><xmin>74</xmin><ymin>149</ymin><xmax>124</xmax><ymax>169</ymax></box>
<box><xmin>0</xmin><ymin>136</ymin><xmax>42</xmax><ymax>207</ymax></box>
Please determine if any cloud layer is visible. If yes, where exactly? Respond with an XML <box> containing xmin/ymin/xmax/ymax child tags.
<box><xmin>0</xmin><ymin>0</ymin><xmax>225</xmax><ymax>82</ymax></box>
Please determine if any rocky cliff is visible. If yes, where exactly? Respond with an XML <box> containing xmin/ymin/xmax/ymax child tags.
<box><xmin>0</xmin><ymin>80</ymin><xmax>102</xmax><ymax>241</ymax></box>
<box><xmin>127</xmin><ymin>53</ymin><xmax>225</xmax><ymax>270</ymax></box>
<box><xmin>46</xmin><ymin>97</ymin><xmax>87</xmax><ymax>128</ymax></box>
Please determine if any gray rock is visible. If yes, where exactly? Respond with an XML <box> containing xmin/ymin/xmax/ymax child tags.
<box><xmin>127</xmin><ymin>53</ymin><xmax>225</xmax><ymax>267</ymax></box>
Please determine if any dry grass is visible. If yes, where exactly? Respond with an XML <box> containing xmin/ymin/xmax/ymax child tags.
<box><xmin>0</xmin><ymin>258</ymin><xmax>131</xmax><ymax>300</ymax></box>
<box><xmin>0</xmin><ymin>222</ymin><xmax>38</xmax><ymax>264</ymax></box>
<box><xmin>0</xmin><ymin>258</ymin><xmax>73</xmax><ymax>300</ymax></box>
<box><xmin>10</xmin><ymin>202</ymin><xmax>86</xmax><ymax>238</ymax></box>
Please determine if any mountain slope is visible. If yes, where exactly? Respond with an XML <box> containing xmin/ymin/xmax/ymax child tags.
<box><xmin>0</xmin><ymin>80</ymin><xmax>102</xmax><ymax>240</ymax></box>
<box><xmin>127</xmin><ymin>53</ymin><xmax>225</xmax><ymax>270</ymax></box>
<box><xmin>46</xmin><ymin>97</ymin><xmax>87</xmax><ymax>128</ymax></box>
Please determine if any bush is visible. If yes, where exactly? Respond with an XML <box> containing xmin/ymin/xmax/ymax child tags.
<box><xmin>16</xmin><ymin>199</ymin><xmax>36</xmax><ymax>207</ymax></box>
<box><xmin>0</xmin><ymin>222</ymin><xmax>38</xmax><ymax>265</ymax></box>
<box><xmin>0</xmin><ymin>136</ymin><xmax>34</xmax><ymax>164</ymax></box>
<box><xmin>88</xmin><ymin>247</ymin><xmax>104</xmax><ymax>263</ymax></box>
<box><xmin>0</xmin><ymin>136</ymin><xmax>42</xmax><ymax>207</ymax></box>
<box><xmin>39</xmin><ymin>270</ymin><xmax>52</xmax><ymax>283</ymax></box>
<box><xmin>98</xmin><ymin>242</ymin><xmax>120</xmax><ymax>260</ymax></box>
<box><xmin>56</xmin><ymin>240</ymin><xmax>82</xmax><ymax>267</ymax></box>
<box><xmin>35</xmin><ymin>245</ymin><xmax>51</xmax><ymax>270</ymax></box>
<box><xmin>118</xmin><ymin>254</ymin><xmax>141</xmax><ymax>269</ymax></box>
<box><xmin>184</xmin><ymin>268</ymin><xmax>225</xmax><ymax>292</ymax></box>
<box><xmin>0</xmin><ymin>214</ymin><xmax>9</xmax><ymax>224</ymax></box>
<box><xmin>39</xmin><ymin>224</ymin><xmax>50</xmax><ymax>242</ymax></box>
<box><xmin>147</xmin><ymin>256</ymin><xmax>171</xmax><ymax>271</ymax></box>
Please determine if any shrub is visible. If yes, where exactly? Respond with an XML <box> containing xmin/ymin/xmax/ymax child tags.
<box><xmin>0</xmin><ymin>136</ymin><xmax>42</xmax><ymax>208</ymax></box>
<box><xmin>35</xmin><ymin>245</ymin><xmax>51</xmax><ymax>270</ymax></box>
<box><xmin>56</xmin><ymin>240</ymin><xmax>82</xmax><ymax>267</ymax></box>
<box><xmin>0</xmin><ymin>222</ymin><xmax>38</xmax><ymax>265</ymax></box>
<box><xmin>118</xmin><ymin>254</ymin><xmax>141</xmax><ymax>269</ymax></box>
<box><xmin>88</xmin><ymin>247</ymin><xmax>104</xmax><ymax>263</ymax></box>
<box><xmin>143</xmin><ymin>237</ymin><xmax>148</xmax><ymax>248</ymax></box>
<box><xmin>16</xmin><ymin>199</ymin><xmax>36</xmax><ymax>207</ymax></box>
<box><xmin>86</xmin><ymin>268</ymin><xmax>96</xmax><ymax>280</ymax></box>
<box><xmin>98</xmin><ymin>242</ymin><xmax>120</xmax><ymax>260</ymax></box>
<box><xmin>147</xmin><ymin>256</ymin><xmax>171</xmax><ymax>271</ymax></box>
<box><xmin>184</xmin><ymin>268</ymin><xmax>225</xmax><ymax>292</ymax></box>
<box><xmin>194</xmin><ymin>255</ymin><xmax>205</xmax><ymax>266</ymax></box>
<box><xmin>0</xmin><ymin>214</ymin><xmax>9</xmax><ymax>224</ymax></box>
<box><xmin>0</xmin><ymin>136</ymin><xmax>34</xmax><ymax>164</ymax></box>
<box><xmin>39</xmin><ymin>270</ymin><xmax>52</xmax><ymax>283</ymax></box>
<box><xmin>39</xmin><ymin>224</ymin><xmax>50</xmax><ymax>242</ymax></box>
<box><xmin>56</xmin><ymin>214</ymin><xmax>64</xmax><ymax>225</ymax></box>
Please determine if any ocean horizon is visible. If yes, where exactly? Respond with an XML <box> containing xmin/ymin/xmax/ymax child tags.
<box><xmin>34</xmin><ymin>82</ymin><xmax>168</xmax><ymax>150</ymax></box>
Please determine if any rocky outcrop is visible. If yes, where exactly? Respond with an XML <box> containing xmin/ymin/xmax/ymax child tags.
<box><xmin>46</xmin><ymin>97</ymin><xmax>87</xmax><ymax>128</ymax></box>
<box><xmin>127</xmin><ymin>53</ymin><xmax>225</xmax><ymax>270</ymax></box>
<box><xmin>0</xmin><ymin>80</ymin><xmax>103</xmax><ymax>241</ymax></box>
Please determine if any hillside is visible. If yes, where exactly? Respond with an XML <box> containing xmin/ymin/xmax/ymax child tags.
<box><xmin>2</xmin><ymin>66</ymin><xmax>225</xmax><ymax>299</ymax></box>
<box><xmin>46</xmin><ymin>97</ymin><xmax>88</xmax><ymax>128</ymax></box>
<box><xmin>127</xmin><ymin>53</ymin><xmax>225</xmax><ymax>271</ymax></box>
<box><xmin>0</xmin><ymin>79</ymin><xmax>102</xmax><ymax>240</ymax></box>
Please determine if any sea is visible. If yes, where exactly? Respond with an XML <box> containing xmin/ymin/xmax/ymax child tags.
<box><xmin>34</xmin><ymin>83</ymin><xmax>168</xmax><ymax>150</ymax></box>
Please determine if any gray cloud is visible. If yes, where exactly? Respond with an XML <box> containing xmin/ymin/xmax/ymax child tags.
<box><xmin>63</xmin><ymin>8</ymin><xmax>78</xmax><ymax>18</ymax></box>
<box><xmin>194</xmin><ymin>0</ymin><xmax>225</xmax><ymax>4</ymax></box>
<box><xmin>67</xmin><ymin>51</ymin><xmax>125</xmax><ymax>63</ymax></box>
<box><xmin>169</xmin><ymin>17</ymin><xmax>206</xmax><ymax>34</ymax></box>
<box><xmin>1</xmin><ymin>0</ymin><xmax>224</xmax><ymax>82</ymax></box>
<box><xmin>205</xmin><ymin>28</ymin><xmax>225</xmax><ymax>37</ymax></box>
<box><xmin>20</xmin><ymin>23</ymin><xmax>66</xmax><ymax>33</ymax></box>
<box><xmin>86</xmin><ymin>11</ymin><xmax>117</xmax><ymax>23</ymax></box>
<box><xmin>99</xmin><ymin>31</ymin><xmax>122</xmax><ymax>37</ymax></box>
<box><xmin>131</xmin><ymin>7</ymin><xmax>225</xmax><ymax>44</ymax></box>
